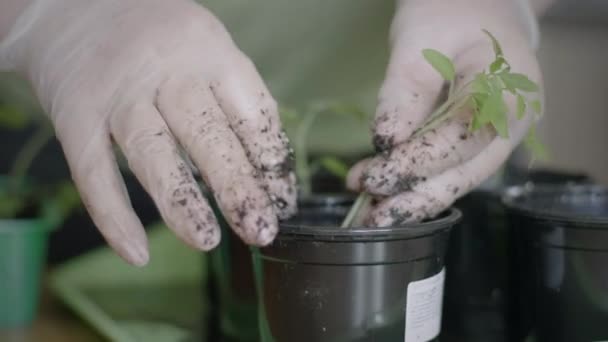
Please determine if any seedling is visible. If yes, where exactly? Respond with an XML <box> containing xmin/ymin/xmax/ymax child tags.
<box><xmin>280</xmin><ymin>101</ymin><xmax>365</xmax><ymax>197</ymax></box>
<box><xmin>341</xmin><ymin>30</ymin><xmax>544</xmax><ymax>228</ymax></box>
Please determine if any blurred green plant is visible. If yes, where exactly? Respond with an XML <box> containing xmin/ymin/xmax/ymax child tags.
<box><xmin>280</xmin><ymin>101</ymin><xmax>366</xmax><ymax>197</ymax></box>
<box><xmin>0</xmin><ymin>104</ymin><xmax>81</xmax><ymax>222</ymax></box>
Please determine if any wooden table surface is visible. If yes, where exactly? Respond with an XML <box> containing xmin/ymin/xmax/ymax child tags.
<box><xmin>0</xmin><ymin>279</ymin><xmax>103</xmax><ymax>342</ymax></box>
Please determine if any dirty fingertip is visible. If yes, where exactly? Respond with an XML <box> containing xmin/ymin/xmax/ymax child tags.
<box><xmin>368</xmin><ymin>207</ymin><xmax>419</xmax><ymax>228</ymax></box>
<box><xmin>192</xmin><ymin>223</ymin><xmax>222</xmax><ymax>251</ymax></box>
<box><xmin>228</xmin><ymin>198</ymin><xmax>279</xmax><ymax>246</ymax></box>
<box><xmin>347</xmin><ymin>159</ymin><xmax>371</xmax><ymax>192</ymax></box>
<box><xmin>179</xmin><ymin>210</ymin><xmax>222</xmax><ymax>251</ymax></box>
<box><xmin>267</xmin><ymin>172</ymin><xmax>298</xmax><ymax>220</ymax></box>
<box><xmin>242</xmin><ymin>213</ymin><xmax>278</xmax><ymax>246</ymax></box>
<box><xmin>257</xmin><ymin>222</ymin><xmax>278</xmax><ymax>246</ymax></box>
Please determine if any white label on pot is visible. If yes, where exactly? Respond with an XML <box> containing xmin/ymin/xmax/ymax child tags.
<box><xmin>404</xmin><ymin>268</ymin><xmax>445</xmax><ymax>342</ymax></box>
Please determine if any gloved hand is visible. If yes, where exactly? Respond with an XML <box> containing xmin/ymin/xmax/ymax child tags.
<box><xmin>347</xmin><ymin>0</ymin><xmax>544</xmax><ymax>226</ymax></box>
<box><xmin>0</xmin><ymin>0</ymin><xmax>296</xmax><ymax>265</ymax></box>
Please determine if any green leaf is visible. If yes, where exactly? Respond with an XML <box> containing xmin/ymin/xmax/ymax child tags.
<box><xmin>472</xmin><ymin>74</ymin><xmax>490</xmax><ymax>94</ymax></box>
<box><xmin>326</xmin><ymin>102</ymin><xmax>368</xmax><ymax>122</ymax></box>
<box><xmin>470</xmin><ymin>93</ymin><xmax>489</xmax><ymax>120</ymax></box>
<box><xmin>467</xmin><ymin>96</ymin><xmax>482</xmax><ymax>131</ymax></box>
<box><xmin>525</xmin><ymin>126</ymin><xmax>548</xmax><ymax>162</ymax></box>
<box><xmin>0</xmin><ymin>105</ymin><xmax>31</xmax><ymax>130</ymax></box>
<box><xmin>516</xmin><ymin>94</ymin><xmax>526</xmax><ymax>119</ymax></box>
<box><xmin>0</xmin><ymin>194</ymin><xmax>25</xmax><ymax>218</ymax></box>
<box><xmin>279</xmin><ymin>106</ymin><xmax>299</xmax><ymax>122</ymax></box>
<box><xmin>475</xmin><ymin>93</ymin><xmax>494</xmax><ymax>124</ymax></box>
<box><xmin>53</xmin><ymin>181</ymin><xmax>81</xmax><ymax>222</ymax></box>
<box><xmin>479</xmin><ymin>91</ymin><xmax>508</xmax><ymax>137</ymax></box>
<box><xmin>500</xmin><ymin>73</ymin><xmax>539</xmax><ymax>92</ymax></box>
<box><xmin>422</xmin><ymin>49</ymin><xmax>456</xmax><ymax>81</ymax></box>
<box><xmin>530</xmin><ymin>99</ymin><xmax>542</xmax><ymax>115</ymax></box>
<box><xmin>488</xmin><ymin>75</ymin><xmax>505</xmax><ymax>93</ymax></box>
<box><xmin>490</xmin><ymin>109</ymin><xmax>509</xmax><ymax>138</ymax></box>
<box><xmin>489</xmin><ymin>57</ymin><xmax>509</xmax><ymax>73</ymax></box>
<box><xmin>483</xmin><ymin>29</ymin><xmax>503</xmax><ymax>57</ymax></box>
<box><xmin>319</xmin><ymin>156</ymin><xmax>350</xmax><ymax>180</ymax></box>
<box><xmin>470</xmin><ymin>115</ymin><xmax>482</xmax><ymax>131</ymax></box>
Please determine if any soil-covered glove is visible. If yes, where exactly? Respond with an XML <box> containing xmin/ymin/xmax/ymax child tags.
<box><xmin>0</xmin><ymin>0</ymin><xmax>296</xmax><ymax>265</ymax></box>
<box><xmin>347</xmin><ymin>0</ymin><xmax>544</xmax><ymax>226</ymax></box>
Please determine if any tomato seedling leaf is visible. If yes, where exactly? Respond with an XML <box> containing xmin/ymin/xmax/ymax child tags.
<box><xmin>319</xmin><ymin>156</ymin><xmax>350</xmax><ymax>180</ymax></box>
<box><xmin>530</xmin><ymin>99</ymin><xmax>542</xmax><ymax>115</ymax></box>
<box><xmin>483</xmin><ymin>29</ymin><xmax>504</xmax><ymax>57</ymax></box>
<box><xmin>500</xmin><ymin>73</ymin><xmax>539</xmax><ymax>92</ymax></box>
<box><xmin>480</xmin><ymin>91</ymin><xmax>509</xmax><ymax>137</ymax></box>
<box><xmin>516</xmin><ymin>94</ymin><xmax>526</xmax><ymax>119</ymax></box>
<box><xmin>422</xmin><ymin>49</ymin><xmax>456</xmax><ymax>81</ymax></box>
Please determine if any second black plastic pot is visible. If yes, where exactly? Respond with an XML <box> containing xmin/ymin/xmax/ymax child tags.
<box><xmin>254</xmin><ymin>203</ymin><xmax>461</xmax><ymax>342</ymax></box>
<box><xmin>441</xmin><ymin>169</ymin><xmax>593</xmax><ymax>342</ymax></box>
<box><xmin>504</xmin><ymin>184</ymin><xmax>608</xmax><ymax>342</ymax></box>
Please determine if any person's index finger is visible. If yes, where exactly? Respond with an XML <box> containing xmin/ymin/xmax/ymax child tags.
<box><xmin>156</xmin><ymin>74</ymin><xmax>279</xmax><ymax>246</ymax></box>
<box><xmin>110</xmin><ymin>101</ymin><xmax>221</xmax><ymax>251</ymax></box>
<box><xmin>210</xmin><ymin>53</ymin><xmax>296</xmax><ymax>219</ymax></box>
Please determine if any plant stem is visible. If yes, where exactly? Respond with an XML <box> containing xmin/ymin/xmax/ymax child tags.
<box><xmin>416</xmin><ymin>95</ymin><xmax>472</xmax><ymax>136</ymax></box>
<box><xmin>294</xmin><ymin>110</ymin><xmax>321</xmax><ymax>197</ymax></box>
<box><xmin>8</xmin><ymin>122</ymin><xmax>54</xmax><ymax>190</ymax></box>
<box><xmin>448</xmin><ymin>79</ymin><xmax>455</xmax><ymax>98</ymax></box>
<box><xmin>340</xmin><ymin>193</ymin><xmax>371</xmax><ymax>228</ymax></box>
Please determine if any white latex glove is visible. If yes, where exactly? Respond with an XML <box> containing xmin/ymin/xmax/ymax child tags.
<box><xmin>0</xmin><ymin>0</ymin><xmax>296</xmax><ymax>265</ymax></box>
<box><xmin>347</xmin><ymin>0</ymin><xmax>544</xmax><ymax>226</ymax></box>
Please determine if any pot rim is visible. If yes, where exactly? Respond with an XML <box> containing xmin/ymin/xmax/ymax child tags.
<box><xmin>502</xmin><ymin>183</ymin><xmax>608</xmax><ymax>227</ymax></box>
<box><xmin>277</xmin><ymin>207</ymin><xmax>461</xmax><ymax>242</ymax></box>
<box><xmin>0</xmin><ymin>201</ymin><xmax>60</xmax><ymax>234</ymax></box>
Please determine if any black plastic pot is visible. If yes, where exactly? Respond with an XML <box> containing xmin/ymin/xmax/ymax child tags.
<box><xmin>206</xmin><ymin>194</ymin><xmax>355</xmax><ymax>341</ymax></box>
<box><xmin>440</xmin><ymin>169</ymin><xmax>593</xmax><ymax>342</ymax></box>
<box><xmin>503</xmin><ymin>184</ymin><xmax>608</xmax><ymax>342</ymax></box>
<box><xmin>254</xmin><ymin>200</ymin><xmax>461</xmax><ymax>342</ymax></box>
<box><xmin>442</xmin><ymin>189</ymin><xmax>509</xmax><ymax>342</ymax></box>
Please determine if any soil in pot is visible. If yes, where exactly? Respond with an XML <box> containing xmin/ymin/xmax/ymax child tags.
<box><xmin>254</xmin><ymin>201</ymin><xmax>461</xmax><ymax>342</ymax></box>
<box><xmin>503</xmin><ymin>184</ymin><xmax>608</xmax><ymax>342</ymax></box>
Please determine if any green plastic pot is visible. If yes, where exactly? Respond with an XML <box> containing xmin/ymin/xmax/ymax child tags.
<box><xmin>0</xmin><ymin>210</ymin><xmax>56</xmax><ymax>327</ymax></box>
